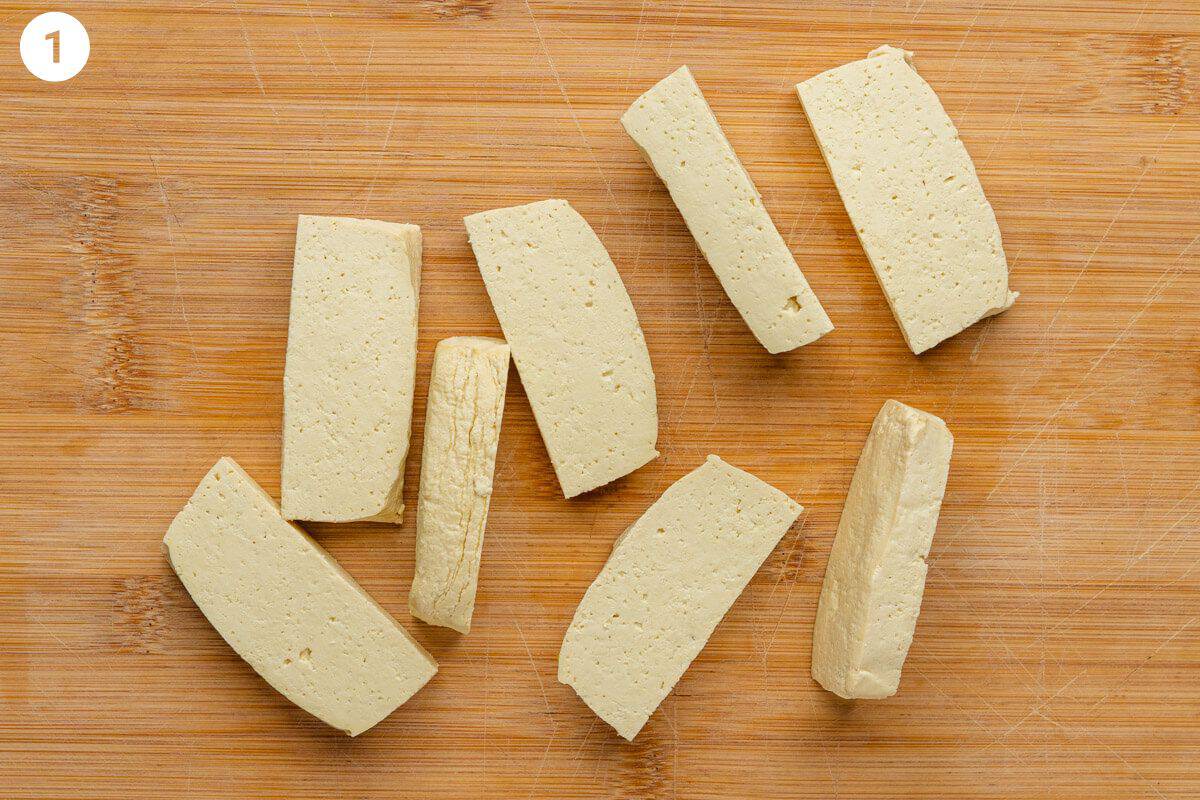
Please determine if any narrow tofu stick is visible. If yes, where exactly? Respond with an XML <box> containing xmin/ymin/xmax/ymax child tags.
<box><xmin>811</xmin><ymin>400</ymin><xmax>952</xmax><ymax>699</ymax></box>
<box><xmin>622</xmin><ymin>66</ymin><xmax>833</xmax><ymax>353</ymax></box>
<box><xmin>409</xmin><ymin>337</ymin><xmax>510</xmax><ymax>634</ymax></box>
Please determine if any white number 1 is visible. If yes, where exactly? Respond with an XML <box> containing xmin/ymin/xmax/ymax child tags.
<box><xmin>45</xmin><ymin>29</ymin><xmax>59</xmax><ymax>63</ymax></box>
<box><xmin>20</xmin><ymin>13</ymin><xmax>89</xmax><ymax>81</ymax></box>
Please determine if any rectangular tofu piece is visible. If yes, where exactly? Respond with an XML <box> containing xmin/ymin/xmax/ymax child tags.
<box><xmin>558</xmin><ymin>455</ymin><xmax>802</xmax><ymax>740</ymax></box>
<box><xmin>281</xmin><ymin>215</ymin><xmax>421</xmax><ymax>523</ymax></box>
<box><xmin>163</xmin><ymin>458</ymin><xmax>437</xmax><ymax>736</ymax></box>
<box><xmin>811</xmin><ymin>400</ymin><xmax>952</xmax><ymax>699</ymax></box>
<box><xmin>409</xmin><ymin>336</ymin><xmax>510</xmax><ymax>634</ymax></box>
<box><xmin>622</xmin><ymin>66</ymin><xmax>833</xmax><ymax>353</ymax></box>
<box><xmin>797</xmin><ymin>46</ymin><xmax>1017</xmax><ymax>354</ymax></box>
<box><xmin>465</xmin><ymin>199</ymin><xmax>658</xmax><ymax>498</ymax></box>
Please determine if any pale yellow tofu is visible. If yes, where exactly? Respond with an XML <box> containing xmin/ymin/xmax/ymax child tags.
<box><xmin>559</xmin><ymin>455</ymin><xmax>802</xmax><ymax>740</ymax></box>
<box><xmin>409</xmin><ymin>336</ymin><xmax>510</xmax><ymax>634</ymax></box>
<box><xmin>164</xmin><ymin>458</ymin><xmax>437</xmax><ymax>736</ymax></box>
<box><xmin>465</xmin><ymin>199</ymin><xmax>658</xmax><ymax>498</ymax></box>
<box><xmin>811</xmin><ymin>400</ymin><xmax>953</xmax><ymax>699</ymax></box>
<box><xmin>281</xmin><ymin>215</ymin><xmax>421</xmax><ymax>522</ymax></box>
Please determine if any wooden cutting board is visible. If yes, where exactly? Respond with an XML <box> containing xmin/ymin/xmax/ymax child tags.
<box><xmin>1</xmin><ymin>1</ymin><xmax>1197</xmax><ymax>797</ymax></box>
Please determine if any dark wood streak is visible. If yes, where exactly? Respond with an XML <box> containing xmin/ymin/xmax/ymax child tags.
<box><xmin>421</xmin><ymin>0</ymin><xmax>495</xmax><ymax>20</ymax></box>
<box><xmin>65</xmin><ymin>176</ymin><xmax>139</xmax><ymax>413</ymax></box>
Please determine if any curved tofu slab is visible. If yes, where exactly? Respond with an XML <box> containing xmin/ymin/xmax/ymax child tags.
<box><xmin>796</xmin><ymin>46</ymin><xmax>1017</xmax><ymax>354</ymax></box>
<box><xmin>281</xmin><ymin>215</ymin><xmax>421</xmax><ymax>523</ymax></box>
<box><xmin>409</xmin><ymin>336</ymin><xmax>510</xmax><ymax>634</ymax></box>
<box><xmin>164</xmin><ymin>458</ymin><xmax>437</xmax><ymax>736</ymax></box>
<box><xmin>465</xmin><ymin>199</ymin><xmax>658</xmax><ymax>498</ymax></box>
<box><xmin>558</xmin><ymin>455</ymin><xmax>802</xmax><ymax>740</ymax></box>
<box><xmin>811</xmin><ymin>400</ymin><xmax>952</xmax><ymax>699</ymax></box>
<box><xmin>622</xmin><ymin>66</ymin><xmax>833</xmax><ymax>353</ymax></box>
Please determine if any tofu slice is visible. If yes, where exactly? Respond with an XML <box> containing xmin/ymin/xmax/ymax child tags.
<box><xmin>621</xmin><ymin>66</ymin><xmax>833</xmax><ymax>353</ymax></box>
<box><xmin>796</xmin><ymin>46</ymin><xmax>1017</xmax><ymax>355</ymax></box>
<box><xmin>811</xmin><ymin>400</ymin><xmax>953</xmax><ymax>699</ymax></box>
<box><xmin>464</xmin><ymin>199</ymin><xmax>658</xmax><ymax>498</ymax></box>
<box><xmin>280</xmin><ymin>215</ymin><xmax>421</xmax><ymax>523</ymax></box>
<box><xmin>558</xmin><ymin>455</ymin><xmax>802</xmax><ymax>740</ymax></box>
<box><xmin>163</xmin><ymin>458</ymin><xmax>437</xmax><ymax>736</ymax></box>
<box><xmin>409</xmin><ymin>336</ymin><xmax>510</xmax><ymax>634</ymax></box>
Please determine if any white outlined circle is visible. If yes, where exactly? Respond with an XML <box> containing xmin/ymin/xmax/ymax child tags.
<box><xmin>20</xmin><ymin>12</ymin><xmax>89</xmax><ymax>82</ymax></box>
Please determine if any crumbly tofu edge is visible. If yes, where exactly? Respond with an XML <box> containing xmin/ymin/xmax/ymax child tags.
<box><xmin>810</xmin><ymin>401</ymin><xmax>952</xmax><ymax>699</ymax></box>
<box><xmin>409</xmin><ymin>336</ymin><xmax>510</xmax><ymax>634</ymax></box>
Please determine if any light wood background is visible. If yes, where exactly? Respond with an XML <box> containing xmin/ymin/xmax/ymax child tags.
<box><xmin>1</xmin><ymin>1</ymin><xmax>1197</xmax><ymax>797</ymax></box>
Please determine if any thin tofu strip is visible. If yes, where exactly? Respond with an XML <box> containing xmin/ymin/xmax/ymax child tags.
<box><xmin>622</xmin><ymin>66</ymin><xmax>833</xmax><ymax>353</ymax></box>
<box><xmin>811</xmin><ymin>401</ymin><xmax>952</xmax><ymax>699</ymax></box>
<box><xmin>409</xmin><ymin>337</ymin><xmax>510</xmax><ymax>634</ymax></box>
<box><xmin>797</xmin><ymin>46</ymin><xmax>1017</xmax><ymax>354</ymax></box>
<box><xmin>559</xmin><ymin>455</ymin><xmax>802</xmax><ymax>740</ymax></box>
<box><xmin>164</xmin><ymin>458</ymin><xmax>437</xmax><ymax>736</ymax></box>
<box><xmin>281</xmin><ymin>215</ymin><xmax>421</xmax><ymax>523</ymax></box>
<box><xmin>465</xmin><ymin>199</ymin><xmax>658</xmax><ymax>498</ymax></box>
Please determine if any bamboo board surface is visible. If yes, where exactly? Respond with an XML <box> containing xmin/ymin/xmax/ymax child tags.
<box><xmin>1</xmin><ymin>1</ymin><xmax>1198</xmax><ymax>797</ymax></box>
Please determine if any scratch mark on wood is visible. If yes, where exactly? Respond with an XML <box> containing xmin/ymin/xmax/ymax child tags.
<box><xmin>759</xmin><ymin>509</ymin><xmax>811</xmax><ymax>663</ymax></box>
<box><xmin>523</xmin><ymin>0</ymin><xmax>623</xmax><ymax>220</ymax></box>
<box><xmin>1082</xmin><ymin>615</ymin><xmax>1197</xmax><ymax>714</ymax></box>
<box><xmin>235</xmin><ymin>7</ymin><xmax>280</xmax><ymax>119</ymax></box>
<box><xmin>303</xmin><ymin>0</ymin><xmax>342</xmax><ymax>76</ymax></box>
<box><xmin>146</xmin><ymin>148</ymin><xmax>200</xmax><ymax>369</ymax></box>
<box><xmin>663</xmin><ymin>0</ymin><xmax>689</xmax><ymax>63</ymax></box>
<box><xmin>359</xmin><ymin>34</ymin><xmax>375</xmax><ymax>101</ymax></box>
<box><xmin>361</xmin><ymin>94</ymin><xmax>407</xmax><ymax>215</ymax></box>
<box><xmin>948</xmin><ymin>1</ymin><xmax>986</xmax><ymax>72</ymax></box>
<box><xmin>567</xmin><ymin>717</ymin><xmax>597</xmax><ymax>777</ymax></box>
<box><xmin>1037</xmin><ymin>710</ymin><xmax>1170</xmax><ymax>800</ymax></box>
<box><xmin>515</xmin><ymin>618</ymin><xmax>553</xmax><ymax>717</ymax></box>
<box><xmin>1044</xmin><ymin>120</ymin><xmax>1177</xmax><ymax>336</ymax></box>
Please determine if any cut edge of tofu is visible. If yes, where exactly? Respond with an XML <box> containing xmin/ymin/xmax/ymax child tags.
<box><xmin>409</xmin><ymin>335</ymin><xmax>511</xmax><ymax>635</ymax></box>
<box><xmin>810</xmin><ymin>401</ymin><xmax>952</xmax><ymax>700</ymax></box>
<box><xmin>621</xmin><ymin>66</ymin><xmax>834</xmax><ymax>354</ymax></box>
<box><xmin>557</xmin><ymin>454</ymin><xmax>803</xmax><ymax>741</ymax></box>
<box><xmin>163</xmin><ymin>456</ymin><xmax>438</xmax><ymax>736</ymax></box>
<box><xmin>795</xmin><ymin>46</ymin><xmax>1017</xmax><ymax>355</ymax></box>
<box><xmin>281</xmin><ymin>215</ymin><xmax>423</xmax><ymax>524</ymax></box>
